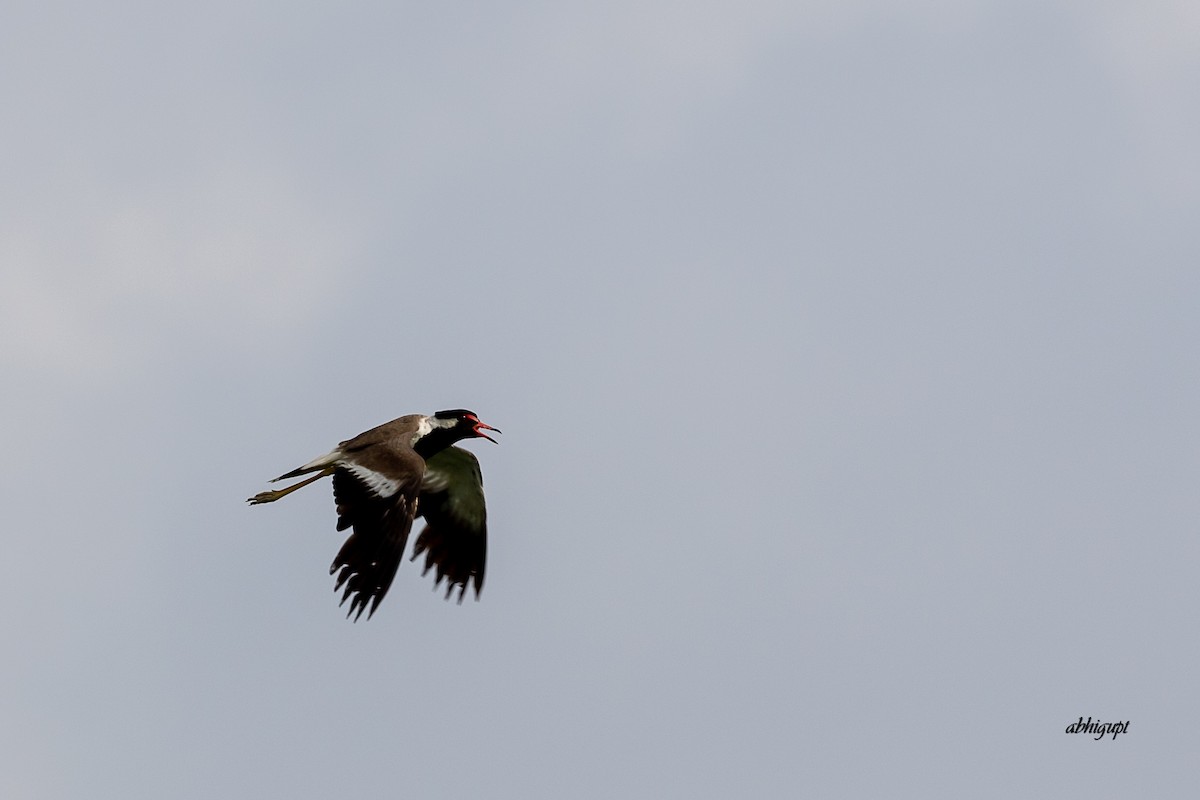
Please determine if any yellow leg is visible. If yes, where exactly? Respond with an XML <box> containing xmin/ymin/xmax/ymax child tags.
<box><xmin>247</xmin><ymin>467</ymin><xmax>334</xmax><ymax>504</ymax></box>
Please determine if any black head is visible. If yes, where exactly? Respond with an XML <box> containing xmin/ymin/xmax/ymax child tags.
<box><xmin>432</xmin><ymin>409</ymin><xmax>502</xmax><ymax>444</ymax></box>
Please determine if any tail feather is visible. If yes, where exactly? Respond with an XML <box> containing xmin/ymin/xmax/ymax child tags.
<box><xmin>271</xmin><ymin>449</ymin><xmax>342</xmax><ymax>482</ymax></box>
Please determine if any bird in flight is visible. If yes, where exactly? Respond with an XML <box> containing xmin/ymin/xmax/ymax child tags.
<box><xmin>248</xmin><ymin>409</ymin><xmax>500</xmax><ymax>620</ymax></box>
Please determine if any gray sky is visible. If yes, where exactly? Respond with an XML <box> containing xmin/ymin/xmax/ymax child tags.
<box><xmin>4</xmin><ymin>2</ymin><xmax>1198</xmax><ymax>797</ymax></box>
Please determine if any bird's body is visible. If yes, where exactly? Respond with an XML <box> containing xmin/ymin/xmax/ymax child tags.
<box><xmin>248</xmin><ymin>409</ymin><xmax>499</xmax><ymax>620</ymax></box>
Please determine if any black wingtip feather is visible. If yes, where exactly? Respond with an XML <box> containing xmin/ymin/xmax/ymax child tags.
<box><xmin>327</xmin><ymin>465</ymin><xmax>418</xmax><ymax>621</ymax></box>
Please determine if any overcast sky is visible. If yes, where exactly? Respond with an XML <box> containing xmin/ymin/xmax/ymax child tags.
<box><xmin>3</xmin><ymin>2</ymin><xmax>1199</xmax><ymax>797</ymax></box>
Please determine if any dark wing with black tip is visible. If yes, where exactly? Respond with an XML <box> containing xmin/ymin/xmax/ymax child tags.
<box><xmin>329</xmin><ymin>443</ymin><xmax>427</xmax><ymax>620</ymax></box>
<box><xmin>412</xmin><ymin>446</ymin><xmax>488</xmax><ymax>603</ymax></box>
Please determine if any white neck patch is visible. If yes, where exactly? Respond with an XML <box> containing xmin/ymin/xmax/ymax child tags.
<box><xmin>411</xmin><ymin>414</ymin><xmax>457</xmax><ymax>445</ymax></box>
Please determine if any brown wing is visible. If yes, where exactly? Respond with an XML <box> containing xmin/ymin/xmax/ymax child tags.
<box><xmin>412</xmin><ymin>446</ymin><xmax>488</xmax><ymax>603</ymax></box>
<box><xmin>329</xmin><ymin>443</ymin><xmax>426</xmax><ymax>620</ymax></box>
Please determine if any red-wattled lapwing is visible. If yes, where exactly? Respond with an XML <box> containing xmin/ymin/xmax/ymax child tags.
<box><xmin>248</xmin><ymin>409</ymin><xmax>500</xmax><ymax>620</ymax></box>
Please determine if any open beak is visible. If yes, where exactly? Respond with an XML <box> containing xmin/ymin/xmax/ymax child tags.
<box><xmin>473</xmin><ymin>421</ymin><xmax>501</xmax><ymax>444</ymax></box>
